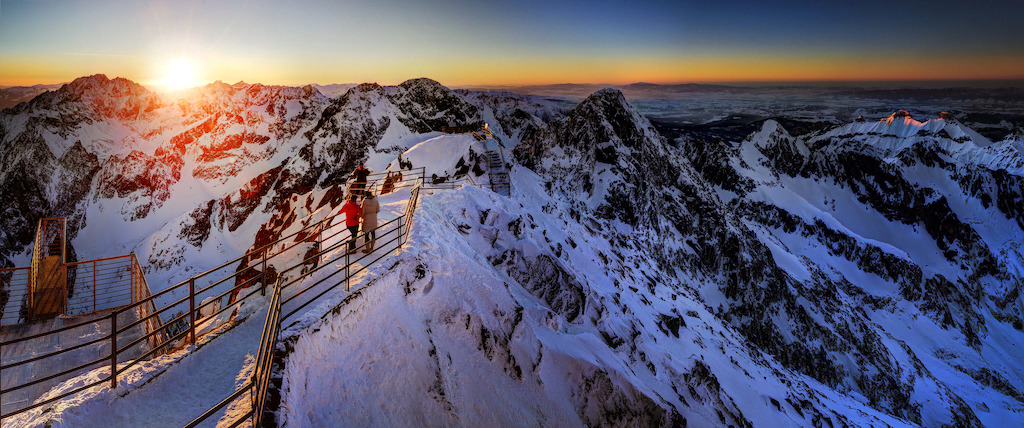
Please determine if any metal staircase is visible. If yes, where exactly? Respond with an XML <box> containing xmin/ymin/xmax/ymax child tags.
<box><xmin>484</xmin><ymin>150</ymin><xmax>511</xmax><ymax>197</ymax></box>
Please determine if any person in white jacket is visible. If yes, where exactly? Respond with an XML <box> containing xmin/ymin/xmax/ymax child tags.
<box><xmin>361</xmin><ymin>193</ymin><xmax>380</xmax><ymax>253</ymax></box>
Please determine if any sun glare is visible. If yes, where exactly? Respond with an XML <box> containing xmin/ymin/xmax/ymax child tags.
<box><xmin>153</xmin><ymin>58</ymin><xmax>203</xmax><ymax>93</ymax></box>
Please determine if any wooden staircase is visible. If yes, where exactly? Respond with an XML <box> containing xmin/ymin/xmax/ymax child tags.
<box><xmin>29</xmin><ymin>218</ymin><xmax>67</xmax><ymax>321</ymax></box>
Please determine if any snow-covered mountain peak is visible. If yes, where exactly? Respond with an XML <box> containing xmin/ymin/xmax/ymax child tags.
<box><xmin>1007</xmin><ymin>126</ymin><xmax>1024</xmax><ymax>142</ymax></box>
<box><xmin>749</xmin><ymin>119</ymin><xmax>792</xmax><ymax>146</ymax></box>
<box><xmin>817</xmin><ymin>108</ymin><xmax>996</xmax><ymax>161</ymax></box>
<box><xmin>351</xmin><ymin>82</ymin><xmax>384</xmax><ymax>94</ymax></box>
<box><xmin>883</xmin><ymin>108</ymin><xmax>916</xmax><ymax>126</ymax></box>
<box><xmin>62</xmin><ymin>74</ymin><xmax>147</xmax><ymax>97</ymax></box>
<box><xmin>562</xmin><ymin>88</ymin><xmax>660</xmax><ymax>152</ymax></box>
<box><xmin>197</xmin><ymin>80</ymin><xmax>235</xmax><ymax>96</ymax></box>
<box><xmin>8</xmin><ymin>74</ymin><xmax>162</xmax><ymax>122</ymax></box>
<box><xmin>576</xmin><ymin>88</ymin><xmax>631</xmax><ymax>113</ymax></box>
<box><xmin>65</xmin><ymin>74</ymin><xmax>156</xmax><ymax>107</ymax></box>
<box><xmin>397</xmin><ymin>77</ymin><xmax>447</xmax><ymax>92</ymax></box>
<box><xmin>6</xmin><ymin>75</ymin><xmax>1024</xmax><ymax>427</ymax></box>
<box><xmin>739</xmin><ymin>119</ymin><xmax>809</xmax><ymax>176</ymax></box>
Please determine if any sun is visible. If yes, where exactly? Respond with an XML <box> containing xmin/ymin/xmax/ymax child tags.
<box><xmin>153</xmin><ymin>58</ymin><xmax>203</xmax><ymax>93</ymax></box>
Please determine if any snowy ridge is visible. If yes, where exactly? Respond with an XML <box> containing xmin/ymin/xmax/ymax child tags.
<box><xmin>0</xmin><ymin>74</ymin><xmax>563</xmax><ymax>295</ymax></box>
<box><xmin>2</xmin><ymin>77</ymin><xmax>1023</xmax><ymax>427</ymax></box>
<box><xmin>818</xmin><ymin>109</ymin><xmax>1024</xmax><ymax>174</ymax></box>
<box><xmin>277</xmin><ymin>91</ymin><xmax>1024</xmax><ymax>426</ymax></box>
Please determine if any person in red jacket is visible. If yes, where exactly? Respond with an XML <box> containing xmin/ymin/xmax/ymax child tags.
<box><xmin>340</xmin><ymin>195</ymin><xmax>362</xmax><ymax>253</ymax></box>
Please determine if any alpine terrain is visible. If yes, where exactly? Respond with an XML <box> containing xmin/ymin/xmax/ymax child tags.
<box><xmin>1</xmin><ymin>74</ymin><xmax>1023</xmax><ymax>427</ymax></box>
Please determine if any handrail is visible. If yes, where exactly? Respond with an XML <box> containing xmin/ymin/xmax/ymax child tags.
<box><xmin>183</xmin><ymin>383</ymin><xmax>253</xmax><ymax>428</ymax></box>
<box><xmin>189</xmin><ymin>178</ymin><xmax>424</xmax><ymax>426</ymax></box>
<box><xmin>1</xmin><ymin>167</ymin><xmax>431</xmax><ymax>422</ymax></box>
<box><xmin>63</xmin><ymin>253</ymin><xmax>134</xmax><ymax>267</ymax></box>
<box><xmin>252</xmin><ymin>283</ymin><xmax>282</xmax><ymax>427</ymax></box>
<box><xmin>0</xmin><ymin>266</ymin><xmax>30</xmax><ymax>326</ymax></box>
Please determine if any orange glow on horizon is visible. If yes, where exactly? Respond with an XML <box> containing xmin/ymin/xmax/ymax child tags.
<box><xmin>1</xmin><ymin>52</ymin><xmax>1023</xmax><ymax>89</ymax></box>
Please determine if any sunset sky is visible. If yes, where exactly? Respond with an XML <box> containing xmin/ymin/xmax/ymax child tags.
<box><xmin>1</xmin><ymin>0</ymin><xmax>1023</xmax><ymax>90</ymax></box>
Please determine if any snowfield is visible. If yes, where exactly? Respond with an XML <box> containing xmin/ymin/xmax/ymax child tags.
<box><xmin>2</xmin><ymin>75</ymin><xmax>1024</xmax><ymax>427</ymax></box>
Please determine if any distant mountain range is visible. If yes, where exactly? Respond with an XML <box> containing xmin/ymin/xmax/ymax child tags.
<box><xmin>0</xmin><ymin>83</ymin><xmax>66</xmax><ymax>109</ymax></box>
<box><xmin>457</xmin><ymin>81</ymin><xmax>1024</xmax><ymax>99</ymax></box>
<box><xmin>3</xmin><ymin>74</ymin><xmax>1024</xmax><ymax>426</ymax></box>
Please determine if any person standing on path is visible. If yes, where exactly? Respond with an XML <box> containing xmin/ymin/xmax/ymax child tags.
<box><xmin>361</xmin><ymin>193</ymin><xmax>380</xmax><ymax>253</ymax></box>
<box><xmin>351</xmin><ymin>163</ymin><xmax>370</xmax><ymax>197</ymax></box>
<box><xmin>340</xmin><ymin>195</ymin><xmax>362</xmax><ymax>253</ymax></box>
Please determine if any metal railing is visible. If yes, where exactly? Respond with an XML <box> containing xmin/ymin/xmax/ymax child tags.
<box><xmin>64</xmin><ymin>254</ymin><xmax>137</xmax><ymax>316</ymax></box>
<box><xmin>1</xmin><ymin>254</ymin><xmax>158</xmax><ymax>420</ymax></box>
<box><xmin>182</xmin><ymin>284</ymin><xmax>281</xmax><ymax>428</ymax></box>
<box><xmin>0</xmin><ymin>208</ymin><xmax>348</xmax><ymax>420</ymax></box>
<box><xmin>0</xmin><ymin>267</ymin><xmax>30</xmax><ymax>326</ymax></box>
<box><xmin>355</xmin><ymin>167</ymin><xmax>425</xmax><ymax>196</ymax></box>
<box><xmin>187</xmin><ymin>177</ymin><xmax>424</xmax><ymax>427</ymax></box>
<box><xmin>1</xmin><ymin>167</ymin><xmax>440</xmax><ymax>423</ymax></box>
<box><xmin>421</xmin><ymin>173</ymin><xmax>478</xmax><ymax>190</ymax></box>
<box><xmin>252</xmin><ymin>284</ymin><xmax>281</xmax><ymax>427</ymax></box>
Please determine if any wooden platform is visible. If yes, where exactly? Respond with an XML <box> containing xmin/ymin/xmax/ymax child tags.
<box><xmin>32</xmin><ymin>255</ymin><xmax>66</xmax><ymax>319</ymax></box>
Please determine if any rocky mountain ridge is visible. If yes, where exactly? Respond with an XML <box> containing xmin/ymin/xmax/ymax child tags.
<box><xmin>507</xmin><ymin>88</ymin><xmax>1024</xmax><ymax>425</ymax></box>
<box><xmin>2</xmin><ymin>75</ymin><xmax>1023</xmax><ymax>426</ymax></box>
<box><xmin>0</xmin><ymin>74</ymin><xmax>562</xmax><ymax>281</ymax></box>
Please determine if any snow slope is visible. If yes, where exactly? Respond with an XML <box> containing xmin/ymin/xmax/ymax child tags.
<box><xmin>3</xmin><ymin>77</ymin><xmax>1024</xmax><ymax>427</ymax></box>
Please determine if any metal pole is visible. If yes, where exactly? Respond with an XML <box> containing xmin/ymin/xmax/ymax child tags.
<box><xmin>346</xmin><ymin>250</ymin><xmax>350</xmax><ymax>292</ymax></box>
<box><xmin>189</xmin><ymin>277</ymin><xmax>196</xmax><ymax>347</ymax></box>
<box><xmin>261</xmin><ymin>248</ymin><xmax>267</xmax><ymax>296</ymax></box>
<box><xmin>110</xmin><ymin>313</ymin><xmax>117</xmax><ymax>389</ymax></box>
<box><xmin>130</xmin><ymin>259</ymin><xmax>135</xmax><ymax>304</ymax></box>
<box><xmin>62</xmin><ymin>219</ymin><xmax>67</xmax><ymax>264</ymax></box>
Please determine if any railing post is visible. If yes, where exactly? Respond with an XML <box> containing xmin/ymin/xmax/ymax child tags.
<box><xmin>93</xmin><ymin>260</ymin><xmax>97</xmax><ymax>313</ymax></box>
<box><xmin>130</xmin><ymin>258</ymin><xmax>135</xmax><ymax>304</ymax></box>
<box><xmin>63</xmin><ymin>219</ymin><xmax>67</xmax><ymax>262</ymax></box>
<box><xmin>110</xmin><ymin>312</ymin><xmax>117</xmax><ymax>389</ymax></box>
<box><xmin>317</xmin><ymin>220</ymin><xmax>323</xmax><ymax>254</ymax></box>
<box><xmin>346</xmin><ymin>250</ymin><xmax>350</xmax><ymax>292</ymax></box>
<box><xmin>189</xmin><ymin>277</ymin><xmax>196</xmax><ymax>347</ymax></box>
<box><xmin>261</xmin><ymin>248</ymin><xmax>268</xmax><ymax>297</ymax></box>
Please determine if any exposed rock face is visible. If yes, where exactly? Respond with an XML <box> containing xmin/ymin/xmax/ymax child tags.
<box><xmin>516</xmin><ymin>93</ymin><xmax>1024</xmax><ymax>425</ymax></box>
<box><xmin>0</xmin><ymin>74</ymin><xmax>562</xmax><ymax>284</ymax></box>
<box><xmin>5</xmin><ymin>75</ymin><xmax>1023</xmax><ymax>426</ymax></box>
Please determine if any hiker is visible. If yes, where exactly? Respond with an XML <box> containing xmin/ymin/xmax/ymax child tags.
<box><xmin>361</xmin><ymin>192</ymin><xmax>380</xmax><ymax>253</ymax></box>
<box><xmin>340</xmin><ymin>195</ymin><xmax>362</xmax><ymax>253</ymax></box>
<box><xmin>398</xmin><ymin>153</ymin><xmax>412</xmax><ymax>170</ymax></box>
<box><xmin>351</xmin><ymin>163</ymin><xmax>370</xmax><ymax>197</ymax></box>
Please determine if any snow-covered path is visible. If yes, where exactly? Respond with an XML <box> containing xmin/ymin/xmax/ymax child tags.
<box><xmin>4</xmin><ymin>179</ymin><xmax>424</xmax><ymax>427</ymax></box>
<box><xmin>3</xmin><ymin>300</ymin><xmax>267</xmax><ymax>427</ymax></box>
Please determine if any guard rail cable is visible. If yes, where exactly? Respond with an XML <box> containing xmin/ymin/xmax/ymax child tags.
<box><xmin>189</xmin><ymin>175</ymin><xmax>425</xmax><ymax>427</ymax></box>
<box><xmin>0</xmin><ymin>172</ymin><xmax>423</xmax><ymax>422</ymax></box>
<box><xmin>3</xmin><ymin>163</ymin><xmax>466</xmax><ymax>425</ymax></box>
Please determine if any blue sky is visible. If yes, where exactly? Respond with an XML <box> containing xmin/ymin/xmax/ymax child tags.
<box><xmin>0</xmin><ymin>0</ymin><xmax>1021</xmax><ymax>87</ymax></box>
